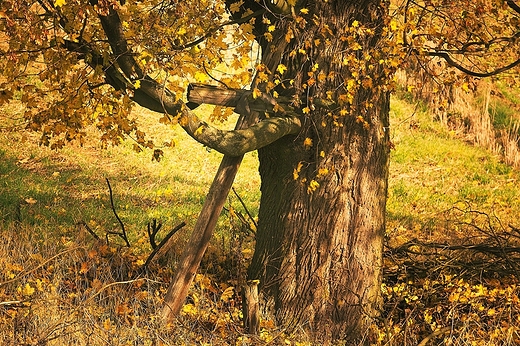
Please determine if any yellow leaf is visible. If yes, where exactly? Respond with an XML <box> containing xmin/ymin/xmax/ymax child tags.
<box><xmin>317</xmin><ymin>71</ymin><xmax>327</xmax><ymax>82</ymax></box>
<box><xmin>116</xmin><ymin>303</ymin><xmax>132</xmax><ymax>316</ymax></box>
<box><xmin>390</xmin><ymin>19</ymin><xmax>398</xmax><ymax>32</ymax></box>
<box><xmin>303</xmin><ymin>137</ymin><xmax>313</xmax><ymax>149</ymax></box>
<box><xmin>462</xmin><ymin>82</ymin><xmax>470</xmax><ymax>93</ymax></box>
<box><xmin>268</xmin><ymin>25</ymin><xmax>276</xmax><ymax>32</ymax></box>
<box><xmin>252</xmin><ymin>88</ymin><xmax>262</xmax><ymax>99</ymax></box>
<box><xmin>79</xmin><ymin>262</ymin><xmax>88</xmax><ymax>274</ymax></box>
<box><xmin>103</xmin><ymin>318</ymin><xmax>112</xmax><ymax>331</ymax></box>
<box><xmin>347</xmin><ymin>79</ymin><xmax>356</xmax><ymax>90</ymax></box>
<box><xmin>276</xmin><ymin>64</ymin><xmax>287</xmax><ymax>75</ymax></box>
<box><xmin>307</xmin><ymin>180</ymin><xmax>320</xmax><ymax>193</ymax></box>
<box><xmin>285</xmin><ymin>28</ymin><xmax>294</xmax><ymax>42</ymax></box>
<box><xmin>220</xmin><ymin>286</ymin><xmax>235</xmax><ymax>302</ymax></box>
<box><xmin>194</xmin><ymin>125</ymin><xmax>204</xmax><ymax>136</ymax></box>
<box><xmin>182</xmin><ymin>303</ymin><xmax>198</xmax><ymax>316</ymax></box>
<box><xmin>317</xmin><ymin>168</ymin><xmax>329</xmax><ymax>177</ymax></box>
<box><xmin>194</xmin><ymin>71</ymin><xmax>207</xmax><ymax>83</ymax></box>
<box><xmin>351</xmin><ymin>20</ymin><xmax>359</xmax><ymax>28</ymax></box>
<box><xmin>134</xmin><ymin>80</ymin><xmax>141</xmax><ymax>89</ymax></box>
<box><xmin>293</xmin><ymin>161</ymin><xmax>303</xmax><ymax>180</ymax></box>
<box><xmin>54</xmin><ymin>0</ymin><xmax>66</xmax><ymax>7</ymax></box>
<box><xmin>21</xmin><ymin>283</ymin><xmax>35</xmax><ymax>296</ymax></box>
<box><xmin>300</xmin><ymin>8</ymin><xmax>309</xmax><ymax>14</ymax></box>
<box><xmin>229</xmin><ymin>0</ymin><xmax>243</xmax><ymax>13</ymax></box>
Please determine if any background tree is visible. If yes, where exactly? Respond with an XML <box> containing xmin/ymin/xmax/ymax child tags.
<box><xmin>2</xmin><ymin>0</ymin><xmax>520</xmax><ymax>344</ymax></box>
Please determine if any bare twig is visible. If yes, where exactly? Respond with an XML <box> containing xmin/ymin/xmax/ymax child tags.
<box><xmin>0</xmin><ymin>300</ymin><xmax>25</xmax><ymax>307</ymax></box>
<box><xmin>147</xmin><ymin>218</ymin><xmax>162</xmax><ymax>249</ymax></box>
<box><xmin>140</xmin><ymin>221</ymin><xmax>186</xmax><ymax>272</ymax></box>
<box><xmin>77</xmin><ymin>221</ymin><xmax>100</xmax><ymax>240</ymax></box>
<box><xmin>105</xmin><ymin>178</ymin><xmax>130</xmax><ymax>247</ymax></box>
<box><xmin>232</xmin><ymin>187</ymin><xmax>258</xmax><ymax>230</ymax></box>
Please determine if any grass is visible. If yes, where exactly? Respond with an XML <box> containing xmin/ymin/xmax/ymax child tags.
<box><xmin>0</xmin><ymin>105</ymin><xmax>260</xmax><ymax>245</ymax></box>
<box><xmin>2</xmin><ymin>96</ymin><xmax>520</xmax><ymax>345</ymax></box>
<box><xmin>387</xmin><ymin>97</ymin><xmax>520</xmax><ymax>237</ymax></box>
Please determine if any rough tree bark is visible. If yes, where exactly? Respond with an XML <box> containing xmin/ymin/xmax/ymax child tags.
<box><xmin>243</xmin><ymin>0</ymin><xmax>392</xmax><ymax>342</ymax></box>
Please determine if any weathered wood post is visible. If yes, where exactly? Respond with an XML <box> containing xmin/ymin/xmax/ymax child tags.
<box><xmin>161</xmin><ymin>84</ymin><xmax>261</xmax><ymax>328</ymax></box>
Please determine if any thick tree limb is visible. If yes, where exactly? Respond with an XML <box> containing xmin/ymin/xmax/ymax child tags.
<box><xmin>179</xmin><ymin>112</ymin><xmax>301</xmax><ymax>156</ymax></box>
<box><xmin>506</xmin><ymin>0</ymin><xmax>520</xmax><ymax>15</ymax></box>
<box><xmin>133</xmin><ymin>79</ymin><xmax>301</xmax><ymax>156</ymax></box>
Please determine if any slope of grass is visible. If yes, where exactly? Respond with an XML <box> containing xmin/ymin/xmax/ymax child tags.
<box><xmin>382</xmin><ymin>97</ymin><xmax>520</xmax><ymax>346</ymax></box>
<box><xmin>388</xmin><ymin>97</ymin><xmax>520</xmax><ymax>240</ymax></box>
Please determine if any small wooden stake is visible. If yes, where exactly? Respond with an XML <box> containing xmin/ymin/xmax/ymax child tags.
<box><xmin>242</xmin><ymin>280</ymin><xmax>260</xmax><ymax>335</ymax></box>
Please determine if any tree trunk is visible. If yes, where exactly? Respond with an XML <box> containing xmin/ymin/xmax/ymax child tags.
<box><xmin>250</xmin><ymin>98</ymin><xmax>390</xmax><ymax>342</ymax></box>
<box><xmin>247</xmin><ymin>0</ymin><xmax>391</xmax><ymax>342</ymax></box>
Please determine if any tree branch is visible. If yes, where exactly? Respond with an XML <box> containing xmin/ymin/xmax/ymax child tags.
<box><xmin>141</xmin><ymin>221</ymin><xmax>186</xmax><ymax>272</ymax></box>
<box><xmin>506</xmin><ymin>0</ymin><xmax>520</xmax><ymax>15</ymax></box>
<box><xmin>59</xmin><ymin>3</ymin><xmax>301</xmax><ymax>156</ymax></box>
<box><xmin>180</xmin><ymin>111</ymin><xmax>301</xmax><ymax>156</ymax></box>
<box><xmin>425</xmin><ymin>50</ymin><xmax>520</xmax><ymax>77</ymax></box>
<box><xmin>166</xmin><ymin>8</ymin><xmax>266</xmax><ymax>52</ymax></box>
<box><xmin>106</xmin><ymin>178</ymin><xmax>130</xmax><ymax>247</ymax></box>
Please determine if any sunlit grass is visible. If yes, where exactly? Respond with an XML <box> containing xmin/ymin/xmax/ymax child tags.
<box><xmin>388</xmin><ymin>97</ymin><xmax>520</xmax><ymax>240</ymax></box>
<box><xmin>0</xmin><ymin>105</ymin><xmax>260</xmax><ymax>246</ymax></box>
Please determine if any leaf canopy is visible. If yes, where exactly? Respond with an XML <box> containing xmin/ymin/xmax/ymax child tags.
<box><xmin>1</xmin><ymin>0</ymin><xmax>520</xmax><ymax>152</ymax></box>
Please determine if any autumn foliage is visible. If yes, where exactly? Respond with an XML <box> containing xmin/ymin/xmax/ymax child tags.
<box><xmin>4</xmin><ymin>0</ymin><xmax>520</xmax><ymax>344</ymax></box>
